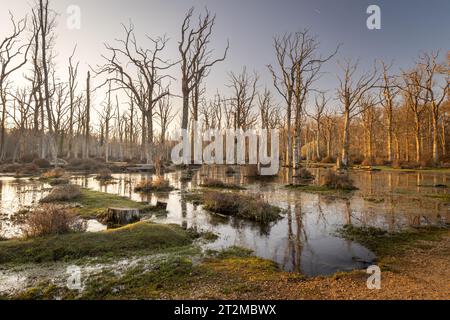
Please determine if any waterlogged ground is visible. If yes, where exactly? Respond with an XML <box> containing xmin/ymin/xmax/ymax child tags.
<box><xmin>1</xmin><ymin>166</ymin><xmax>448</xmax><ymax>280</ymax></box>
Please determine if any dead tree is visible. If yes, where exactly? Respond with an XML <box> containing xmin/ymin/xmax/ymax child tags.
<box><xmin>380</xmin><ymin>62</ymin><xmax>399</xmax><ymax>162</ymax></box>
<box><xmin>361</xmin><ymin>94</ymin><xmax>378</xmax><ymax>160</ymax></box>
<box><xmin>258</xmin><ymin>88</ymin><xmax>281</xmax><ymax>130</ymax></box>
<box><xmin>307</xmin><ymin>92</ymin><xmax>329</xmax><ymax>160</ymax></box>
<box><xmin>97</xmin><ymin>22</ymin><xmax>175</xmax><ymax>164</ymax></box>
<box><xmin>227</xmin><ymin>67</ymin><xmax>259</xmax><ymax>130</ymax></box>
<box><xmin>83</xmin><ymin>71</ymin><xmax>90</xmax><ymax>159</ymax></box>
<box><xmin>417</xmin><ymin>52</ymin><xmax>449</xmax><ymax>163</ymax></box>
<box><xmin>67</xmin><ymin>45</ymin><xmax>79</xmax><ymax>158</ymax></box>
<box><xmin>179</xmin><ymin>7</ymin><xmax>229</xmax><ymax>131</ymax></box>
<box><xmin>0</xmin><ymin>13</ymin><xmax>29</xmax><ymax>159</ymax></box>
<box><xmin>399</xmin><ymin>69</ymin><xmax>427</xmax><ymax>163</ymax></box>
<box><xmin>99</xmin><ymin>84</ymin><xmax>115</xmax><ymax>162</ymax></box>
<box><xmin>155</xmin><ymin>95</ymin><xmax>175</xmax><ymax>145</ymax></box>
<box><xmin>269</xmin><ymin>30</ymin><xmax>338</xmax><ymax>168</ymax></box>
<box><xmin>268</xmin><ymin>34</ymin><xmax>295</xmax><ymax>167</ymax></box>
<box><xmin>336</xmin><ymin>59</ymin><xmax>378</xmax><ymax>167</ymax></box>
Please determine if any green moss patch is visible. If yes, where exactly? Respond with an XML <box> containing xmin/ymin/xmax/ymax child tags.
<box><xmin>74</xmin><ymin>189</ymin><xmax>156</xmax><ymax>218</ymax></box>
<box><xmin>338</xmin><ymin>224</ymin><xmax>449</xmax><ymax>257</ymax></box>
<box><xmin>0</xmin><ymin>222</ymin><xmax>197</xmax><ymax>264</ymax></box>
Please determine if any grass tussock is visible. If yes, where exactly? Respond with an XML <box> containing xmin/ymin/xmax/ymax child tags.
<box><xmin>179</xmin><ymin>169</ymin><xmax>195</xmax><ymax>182</ymax></box>
<box><xmin>40</xmin><ymin>184</ymin><xmax>81</xmax><ymax>203</ymax></box>
<box><xmin>23</xmin><ymin>204</ymin><xmax>86</xmax><ymax>238</ymax></box>
<box><xmin>321</xmin><ymin>170</ymin><xmax>357</xmax><ymax>190</ymax></box>
<box><xmin>66</xmin><ymin>158</ymin><xmax>105</xmax><ymax>171</ymax></box>
<box><xmin>41</xmin><ymin>167</ymin><xmax>65</xmax><ymax>179</ymax></box>
<box><xmin>200</xmin><ymin>178</ymin><xmax>244</xmax><ymax>190</ymax></box>
<box><xmin>202</xmin><ymin>191</ymin><xmax>281</xmax><ymax>223</ymax></box>
<box><xmin>32</xmin><ymin>158</ymin><xmax>51</xmax><ymax>168</ymax></box>
<box><xmin>134</xmin><ymin>177</ymin><xmax>173</xmax><ymax>193</ymax></box>
<box><xmin>338</xmin><ymin>224</ymin><xmax>449</xmax><ymax>257</ymax></box>
<box><xmin>296</xmin><ymin>168</ymin><xmax>314</xmax><ymax>180</ymax></box>
<box><xmin>15</xmin><ymin>163</ymin><xmax>39</xmax><ymax>176</ymax></box>
<box><xmin>74</xmin><ymin>189</ymin><xmax>156</xmax><ymax>217</ymax></box>
<box><xmin>95</xmin><ymin>168</ymin><xmax>113</xmax><ymax>180</ymax></box>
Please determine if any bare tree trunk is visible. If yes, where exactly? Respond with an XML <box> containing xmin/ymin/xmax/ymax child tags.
<box><xmin>286</xmin><ymin>112</ymin><xmax>292</xmax><ymax>167</ymax></box>
<box><xmin>432</xmin><ymin>109</ymin><xmax>439</xmax><ymax>163</ymax></box>
<box><xmin>441</xmin><ymin>120</ymin><xmax>446</xmax><ymax>159</ymax></box>
<box><xmin>146</xmin><ymin>111</ymin><xmax>153</xmax><ymax>164</ymax></box>
<box><xmin>83</xmin><ymin>71</ymin><xmax>90</xmax><ymax>159</ymax></box>
<box><xmin>141</xmin><ymin>108</ymin><xmax>146</xmax><ymax>161</ymax></box>
<box><xmin>341</xmin><ymin>110</ymin><xmax>350</xmax><ymax>167</ymax></box>
<box><xmin>415</xmin><ymin>115</ymin><xmax>421</xmax><ymax>163</ymax></box>
<box><xmin>387</xmin><ymin>111</ymin><xmax>393</xmax><ymax>162</ymax></box>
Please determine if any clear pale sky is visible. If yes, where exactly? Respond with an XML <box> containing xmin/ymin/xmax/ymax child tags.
<box><xmin>1</xmin><ymin>0</ymin><xmax>449</xmax><ymax>122</ymax></box>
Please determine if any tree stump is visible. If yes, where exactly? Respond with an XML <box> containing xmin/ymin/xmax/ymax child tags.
<box><xmin>105</xmin><ymin>208</ymin><xmax>140</xmax><ymax>227</ymax></box>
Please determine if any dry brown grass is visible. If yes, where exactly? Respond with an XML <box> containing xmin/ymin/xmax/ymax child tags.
<box><xmin>201</xmin><ymin>178</ymin><xmax>243</xmax><ymax>190</ymax></box>
<box><xmin>202</xmin><ymin>191</ymin><xmax>281</xmax><ymax>223</ymax></box>
<box><xmin>67</xmin><ymin>158</ymin><xmax>105</xmax><ymax>171</ymax></box>
<box><xmin>41</xmin><ymin>167</ymin><xmax>65</xmax><ymax>179</ymax></box>
<box><xmin>320</xmin><ymin>156</ymin><xmax>336</xmax><ymax>164</ymax></box>
<box><xmin>95</xmin><ymin>168</ymin><xmax>113</xmax><ymax>180</ymax></box>
<box><xmin>321</xmin><ymin>170</ymin><xmax>356</xmax><ymax>190</ymax></box>
<box><xmin>134</xmin><ymin>177</ymin><xmax>173</xmax><ymax>193</ymax></box>
<box><xmin>23</xmin><ymin>204</ymin><xmax>86</xmax><ymax>238</ymax></box>
<box><xmin>32</xmin><ymin>158</ymin><xmax>51</xmax><ymax>168</ymax></box>
<box><xmin>15</xmin><ymin>163</ymin><xmax>39</xmax><ymax>175</ymax></box>
<box><xmin>297</xmin><ymin>168</ymin><xmax>314</xmax><ymax>180</ymax></box>
<box><xmin>41</xmin><ymin>184</ymin><xmax>81</xmax><ymax>203</ymax></box>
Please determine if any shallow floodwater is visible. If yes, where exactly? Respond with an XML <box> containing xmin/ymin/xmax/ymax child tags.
<box><xmin>0</xmin><ymin>167</ymin><xmax>448</xmax><ymax>276</ymax></box>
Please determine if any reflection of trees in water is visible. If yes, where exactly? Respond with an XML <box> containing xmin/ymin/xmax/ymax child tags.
<box><xmin>282</xmin><ymin>201</ymin><xmax>305</xmax><ymax>273</ymax></box>
<box><xmin>180</xmin><ymin>195</ymin><xmax>188</xmax><ymax>230</ymax></box>
<box><xmin>227</xmin><ymin>214</ymin><xmax>273</xmax><ymax>236</ymax></box>
<box><xmin>315</xmin><ymin>195</ymin><xmax>328</xmax><ymax>227</ymax></box>
<box><xmin>344</xmin><ymin>200</ymin><xmax>352</xmax><ymax>226</ymax></box>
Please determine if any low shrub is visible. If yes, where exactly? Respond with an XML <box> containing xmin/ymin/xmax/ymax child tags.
<box><xmin>245</xmin><ymin>164</ymin><xmax>259</xmax><ymax>177</ymax></box>
<box><xmin>16</xmin><ymin>163</ymin><xmax>39</xmax><ymax>175</ymax></box>
<box><xmin>361</xmin><ymin>157</ymin><xmax>374</xmax><ymax>167</ymax></box>
<box><xmin>41</xmin><ymin>184</ymin><xmax>81</xmax><ymax>203</ymax></box>
<box><xmin>0</xmin><ymin>163</ymin><xmax>21</xmax><ymax>173</ymax></box>
<box><xmin>200</xmin><ymin>178</ymin><xmax>243</xmax><ymax>190</ymax></box>
<box><xmin>225</xmin><ymin>166</ymin><xmax>236</xmax><ymax>175</ymax></box>
<box><xmin>20</xmin><ymin>153</ymin><xmax>39</xmax><ymax>163</ymax></box>
<box><xmin>67</xmin><ymin>158</ymin><xmax>105</xmax><ymax>171</ymax></box>
<box><xmin>320</xmin><ymin>156</ymin><xmax>336</xmax><ymax>164</ymax></box>
<box><xmin>95</xmin><ymin>168</ymin><xmax>113</xmax><ymax>180</ymax></box>
<box><xmin>374</xmin><ymin>157</ymin><xmax>389</xmax><ymax>166</ymax></box>
<box><xmin>321</xmin><ymin>170</ymin><xmax>357</xmax><ymax>190</ymax></box>
<box><xmin>311</xmin><ymin>155</ymin><xmax>321</xmax><ymax>163</ymax></box>
<box><xmin>420</xmin><ymin>158</ymin><xmax>436</xmax><ymax>168</ymax></box>
<box><xmin>351</xmin><ymin>155</ymin><xmax>364</xmax><ymax>165</ymax></box>
<box><xmin>297</xmin><ymin>168</ymin><xmax>314</xmax><ymax>180</ymax></box>
<box><xmin>134</xmin><ymin>177</ymin><xmax>173</xmax><ymax>193</ymax></box>
<box><xmin>49</xmin><ymin>178</ymin><xmax>70</xmax><ymax>186</ymax></box>
<box><xmin>392</xmin><ymin>160</ymin><xmax>420</xmax><ymax>169</ymax></box>
<box><xmin>23</xmin><ymin>204</ymin><xmax>86</xmax><ymax>238</ymax></box>
<box><xmin>179</xmin><ymin>169</ymin><xmax>194</xmax><ymax>182</ymax></box>
<box><xmin>202</xmin><ymin>191</ymin><xmax>281</xmax><ymax>223</ymax></box>
<box><xmin>32</xmin><ymin>158</ymin><xmax>51</xmax><ymax>168</ymax></box>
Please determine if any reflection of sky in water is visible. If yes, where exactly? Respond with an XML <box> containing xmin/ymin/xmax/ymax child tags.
<box><xmin>0</xmin><ymin>167</ymin><xmax>448</xmax><ymax>276</ymax></box>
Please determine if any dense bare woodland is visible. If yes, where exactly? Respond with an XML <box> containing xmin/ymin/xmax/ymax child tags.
<box><xmin>0</xmin><ymin>0</ymin><xmax>449</xmax><ymax>303</ymax></box>
<box><xmin>0</xmin><ymin>1</ymin><xmax>448</xmax><ymax>171</ymax></box>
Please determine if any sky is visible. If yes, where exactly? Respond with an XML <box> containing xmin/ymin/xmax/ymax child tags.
<box><xmin>1</xmin><ymin>0</ymin><xmax>449</xmax><ymax>125</ymax></box>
